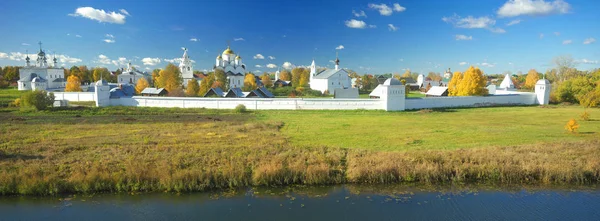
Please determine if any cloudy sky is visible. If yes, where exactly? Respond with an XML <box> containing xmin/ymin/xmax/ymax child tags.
<box><xmin>0</xmin><ymin>0</ymin><xmax>598</xmax><ymax>74</ymax></box>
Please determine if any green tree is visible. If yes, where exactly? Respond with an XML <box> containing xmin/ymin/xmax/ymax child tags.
<box><xmin>213</xmin><ymin>69</ymin><xmax>228</xmax><ymax>91</ymax></box>
<box><xmin>92</xmin><ymin>67</ymin><xmax>111</xmax><ymax>82</ymax></box>
<box><xmin>20</xmin><ymin>90</ymin><xmax>54</xmax><ymax>111</ymax></box>
<box><xmin>185</xmin><ymin>79</ymin><xmax>200</xmax><ymax>96</ymax></box>
<box><xmin>3</xmin><ymin>66</ymin><xmax>19</xmax><ymax>83</ymax></box>
<box><xmin>69</xmin><ymin>66</ymin><xmax>81</xmax><ymax>80</ymax></box>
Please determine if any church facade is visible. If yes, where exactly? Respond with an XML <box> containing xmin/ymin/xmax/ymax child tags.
<box><xmin>17</xmin><ymin>42</ymin><xmax>66</xmax><ymax>91</ymax></box>
<box><xmin>118</xmin><ymin>62</ymin><xmax>152</xmax><ymax>85</ymax></box>
<box><xmin>179</xmin><ymin>48</ymin><xmax>196</xmax><ymax>87</ymax></box>
<box><xmin>214</xmin><ymin>45</ymin><xmax>246</xmax><ymax>89</ymax></box>
<box><xmin>309</xmin><ymin>55</ymin><xmax>351</xmax><ymax>93</ymax></box>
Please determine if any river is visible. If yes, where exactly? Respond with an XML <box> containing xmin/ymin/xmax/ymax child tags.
<box><xmin>1</xmin><ymin>185</ymin><xmax>599</xmax><ymax>220</ymax></box>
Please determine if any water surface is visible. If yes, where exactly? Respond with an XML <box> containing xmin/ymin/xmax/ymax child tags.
<box><xmin>1</xmin><ymin>185</ymin><xmax>599</xmax><ymax>220</ymax></box>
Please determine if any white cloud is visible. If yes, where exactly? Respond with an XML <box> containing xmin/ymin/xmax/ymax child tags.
<box><xmin>393</xmin><ymin>3</ymin><xmax>406</xmax><ymax>12</ymax></box>
<box><xmin>163</xmin><ymin>58</ymin><xmax>195</xmax><ymax>64</ymax></box>
<box><xmin>142</xmin><ymin>57</ymin><xmax>161</xmax><ymax>66</ymax></box>
<box><xmin>75</xmin><ymin>34</ymin><xmax>82</xmax><ymax>38</ymax></box>
<box><xmin>583</xmin><ymin>38</ymin><xmax>596</xmax><ymax>44</ymax></box>
<box><xmin>253</xmin><ymin>70</ymin><xmax>261</xmax><ymax>73</ymax></box>
<box><xmin>105</xmin><ymin>34</ymin><xmax>114</xmax><ymax>38</ymax></box>
<box><xmin>497</xmin><ymin>0</ymin><xmax>571</xmax><ymax>17</ymax></box>
<box><xmin>119</xmin><ymin>9</ymin><xmax>130</xmax><ymax>16</ymax></box>
<box><xmin>506</xmin><ymin>19</ymin><xmax>521</xmax><ymax>26</ymax></box>
<box><xmin>369</xmin><ymin>3</ymin><xmax>405</xmax><ymax>16</ymax></box>
<box><xmin>0</xmin><ymin>52</ymin><xmax>7</xmax><ymax>59</ymax></box>
<box><xmin>268</xmin><ymin>56</ymin><xmax>276</xmax><ymax>60</ymax></box>
<box><xmin>21</xmin><ymin>43</ymin><xmax>30</xmax><ymax>46</ymax></box>
<box><xmin>455</xmin><ymin>34</ymin><xmax>473</xmax><ymax>40</ymax></box>
<box><xmin>388</xmin><ymin>24</ymin><xmax>398</xmax><ymax>31</ymax></box>
<box><xmin>459</xmin><ymin>62</ymin><xmax>468</xmax><ymax>66</ymax></box>
<box><xmin>352</xmin><ymin>10</ymin><xmax>367</xmax><ymax>17</ymax></box>
<box><xmin>479</xmin><ymin>62</ymin><xmax>495</xmax><ymax>68</ymax></box>
<box><xmin>282</xmin><ymin>62</ymin><xmax>294</xmax><ymax>69</ymax></box>
<box><xmin>554</xmin><ymin>32</ymin><xmax>560</xmax><ymax>36</ymax></box>
<box><xmin>189</xmin><ymin>38</ymin><xmax>198</xmax><ymax>42</ymax></box>
<box><xmin>266</xmin><ymin>63</ymin><xmax>277</xmax><ymax>69</ymax></box>
<box><xmin>255</xmin><ymin>65</ymin><xmax>262</xmax><ymax>68</ymax></box>
<box><xmin>345</xmin><ymin>19</ymin><xmax>368</xmax><ymax>29</ymax></box>
<box><xmin>335</xmin><ymin>45</ymin><xmax>345</xmax><ymax>50</ymax></box>
<box><xmin>69</xmin><ymin>7</ymin><xmax>128</xmax><ymax>24</ymax></box>
<box><xmin>368</xmin><ymin>24</ymin><xmax>377</xmax><ymax>28</ymax></box>
<box><xmin>56</xmin><ymin>54</ymin><xmax>83</xmax><ymax>64</ymax></box>
<box><xmin>442</xmin><ymin>14</ymin><xmax>505</xmax><ymax>33</ymax></box>
<box><xmin>563</xmin><ymin>39</ymin><xmax>572</xmax><ymax>44</ymax></box>
<box><xmin>103</xmin><ymin>39</ymin><xmax>115</xmax><ymax>43</ymax></box>
<box><xmin>399</xmin><ymin>58</ymin><xmax>404</xmax><ymax>62</ymax></box>
<box><xmin>111</xmin><ymin>57</ymin><xmax>128</xmax><ymax>66</ymax></box>
<box><xmin>578</xmin><ymin>59</ymin><xmax>598</xmax><ymax>64</ymax></box>
<box><xmin>540</xmin><ymin>33</ymin><xmax>544</xmax><ymax>38</ymax></box>
<box><xmin>98</xmin><ymin>54</ymin><xmax>111</xmax><ymax>64</ymax></box>
<box><xmin>253</xmin><ymin>54</ymin><xmax>265</xmax><ymax>59</ymax></box>
<box><xmin>234</xmin><ymin>38</ymin><xmax>245</xmax><ymax>41</ymax></box>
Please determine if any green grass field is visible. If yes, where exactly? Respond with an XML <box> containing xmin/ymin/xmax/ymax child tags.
<box><xmin>1</xmin><ymin>87</ymin><xmax>599</xmax><ymax>195</ymax></box>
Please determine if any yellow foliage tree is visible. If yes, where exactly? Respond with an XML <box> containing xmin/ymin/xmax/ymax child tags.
<box><xmin>156</xmin><ymin>65</ymin><xmax>182</xmax><ymax>93</ymax></box>
<box><xmin>299</xmin><ymin>71</ymin><xmax>309</xmax><ymax>87</ymax></box>
<box><xmin>402</xmin><ymin>69</ymin><xmax>411</xmax><ymax>78</ymax></box>
<box><xmin>279</xmin><ymin>70</ymin><xmax>292</xmax><ymax>81</ymax></box>
<box><xmin>448</xmin><ymin>71</ymin><xmax>462</xmax><ymax>96</ymax></box>
<box><xmin>455</xmin><ymin>66</ymin><xmax>487</xmax><ymax>96</ymax></box>
<box><xmin>135</xmin><ymin>78</ymin><xmax>150</xmax><ymax>94</ymax></box>
<box><xmin>524</xmin><ymin>69</ymin><xmax>540</xmax><ymax>90</ymax></box>
<box><xmin>243</xmin><ymin>73</ymin><xmax>257</xmax><ymax>91</ymax></box>
<box><xmin>185</xmin><ymin>79</ymin><xmax>200</xmax><ymax>96</ymax></box>
<box><xmin>65</xmin><ymin>75</ymin><xmax>82</xmax><ymax>92</ymax></box>
<box><xmin>565</xmin><ymin>119</ymin><xmax>579</xmax><ymax>133</ymax></box>
<box><xmin>261</xmin><ymin>73</ymin><xmax>273</xmax><ymax>88</ymax></box>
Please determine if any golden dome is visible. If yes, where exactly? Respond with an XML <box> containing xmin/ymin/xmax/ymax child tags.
<box><xmin>217</xmin><ymin>55</ymin><xmax>222</xmax><ymax>59</ymax></box>
<box><xmin>222</xmin><ymin>46</ymin><xmax>235</xmax><ymax>55</ymax></box>
<box><xmin>235</xmin><ymin>55</ymin><xmax>241</xmax><ymax>60</ymax></box>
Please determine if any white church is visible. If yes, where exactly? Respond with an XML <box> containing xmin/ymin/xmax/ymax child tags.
<box><xmin>179</xmin><ymin>48</ymin><xmax>196</xmax><ymax>87</ymax></box>
<box><xmin>214</xmin><ymin>45</ymin><xmax>246</xmax><ymax>89</ymax></box>
<box><xmin>17</xmin><ymin>42</ymin><xmax>66</xmax><ymax>91</ymax></box>
<box><xmin>309</xmin><ymin>54</ymin><xmax>351</xmax><ymax>93</ymax></box>
<box><xmin>118</xmin><ymin>62</ymin><xmax>152</xmax><ymax>85</ymax></box>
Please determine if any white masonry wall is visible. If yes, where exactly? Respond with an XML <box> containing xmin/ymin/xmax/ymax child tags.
<box><xmin>53</xmin><ymin>92</ymin><xmax>96</xmax><ymax>102</ymax></box>
<box><xmin>404</xmin><ymin>93</ymin><xmax>537</xmax><ymax>110</ymax></box>
<box><xmin>110</xmin><ymin>97</ymin><xmax>384</xmax><ymax>110</ymax></box>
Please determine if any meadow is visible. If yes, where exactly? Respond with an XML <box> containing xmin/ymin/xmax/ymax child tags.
<box><xmin>0</xmin><ymin>88</ymin><xmax>599</xmax><ymax>195</ymax></box>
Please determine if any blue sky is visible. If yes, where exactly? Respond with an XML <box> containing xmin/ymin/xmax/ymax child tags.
<box><xmin>0</xmin><ymin>0</ymin><xmax>598</xmax><ymax>75</ymax></box>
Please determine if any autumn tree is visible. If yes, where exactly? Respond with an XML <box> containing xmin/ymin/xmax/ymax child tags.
<box><xmin>92</xmin><ymin>67</ymin><xmax>111</xmax><ymax>82</ymax></box>
<box><xmin>261</xmin><ymin>73</ymin><xmax>273</xmax><ymax>88</ymax></box>
<box><xmin>454</xmin><ymin>66</ymin><xmax>487</xmax><ymax>96</ymax></box>
<box><xmin>135</xmin><ymin>78</ymin><xmax>150</xmax><ymax>94</ymax></box>
<box><xmin>448</xmin><ymin>71</ymin><xmax>462</xmax><ymax>96</ymax></box>
<box><xmin>156</xmin><ymin>63</ymin><xmax>183</xmax><ymax>93</ymax></box>
<box><xmin>279</xmin><ymin>70</ymin><xmax>292</xmax><ymax>81</ymax></box>
<box><xmin>402</xmin><ymin>69</ymin><xmax>411</xmax><ymax>78</ymax></box>
<box><xmin>213</xmin><ymin>69</ymin><xmax>228</xmax><ymax>91</ymax></box>
<box><xmin>524</xmin><ymin>69</ymin><xmax>540</xmax><ymax>90</ymax></box>
<box><xmin>299</xmin><ymin>72</ymin><xmax>309</xmax><ymax>87</ymax></box>
<box><xmin>151</xmin><ymin>69</ymin><xmax>161</xmax><ymax>86</ymax></box>
<box><xmin>185</xmin><ymin>79</ymin><xmax>200</xmax><ymax>96</ymax></box>
<box><xmin>291</xmin><ymin>68</ymin><xmax>304</xmax><ymax>87</ymax></box>
<box><xmin>243</xmin><ymin>73</ymin><xmax>257</xmax><ymax>91</ymax></box>
<box><xmin>198</xmin><ymin>72</ymin><xmax>215</xmax><ymax>96</ymax></box>
<box><xmin>65</xmin><ymin>75</ymin><xmax>82</xmax><ymax>92</ymax></box>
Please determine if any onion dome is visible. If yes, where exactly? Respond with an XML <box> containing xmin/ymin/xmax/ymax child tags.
<box><xmin>222</xmin><ymin>46</ymin><xmax>234</xmax><ymax>55</ymax></box>
<box><xmin>235</xmin><ymin>55</ymin><xmax>241</xmax><ymax>60</ymax></box>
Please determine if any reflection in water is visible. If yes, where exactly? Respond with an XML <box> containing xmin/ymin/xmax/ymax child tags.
<box><xmin>1</xmin><ymin>185</ymin><xmax>599</xmax><ymax>220</ymax></box>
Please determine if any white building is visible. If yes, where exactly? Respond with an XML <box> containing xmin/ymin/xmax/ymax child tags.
<box><xmin>499</xmin><ymin>73</ymin><xmax>515</xmax><ymax>90</ymax></box>
<box><xmin>118</xmin><ymin>62</ymin><xmax>151</xmax><ymax>85</ymax></box>
<box><xmin>17</xmin><ymin>42</ymin><xmax>66</xmax><ymax>91</ymax></box>
<box><xmin>309</xmin><ymin>55</ymin><xmax>351</xmax><ymax>93</ymax></box>
<box><xmin>214</xmin><ymin>45</ymin><xmax>246</xmax><ymax>89</ymax></box>
<box><xmin>179</xmin><ymin>48</ymin><xmax>196</xmax><ymax>87</ymax></box>
<box><xmin>443</xmin><ymin>68</ymin><xmax>453</xmax><ymax>79</ymax></box>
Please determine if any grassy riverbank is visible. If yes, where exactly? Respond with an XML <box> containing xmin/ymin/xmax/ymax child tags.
<box><xmin>1</xmin><ymin>97</ymin><xmax>599</xmax><ymax>195</ymax></box>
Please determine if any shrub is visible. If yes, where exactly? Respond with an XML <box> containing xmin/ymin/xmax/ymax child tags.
<box><xmin>580</xmin><ymin>111</ymin><xmax>590</xmax><ymax>121</ymax></box>
<box><xmin>234</xmin><ymin>104</ymin><xmax>247</xmax><ymax>113</ymax></box>
<box><xmin>564</xmin><ymin>119</ymin><xmax>579</xmax><ymax>133</ymax></box>
<box><xmin>20</xmin><ymin>90</ymin><xmax>54</xmax><ymax>111</ymax></box>
<box><xmin>9</xmin><ymin>98</ymin><xmax>21</xmax><ymax>107</ymax></box>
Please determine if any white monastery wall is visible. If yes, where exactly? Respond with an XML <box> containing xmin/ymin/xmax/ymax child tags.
<box><xmin>53</xmin><ymin>92</ymin><xmax>95</xmax><ymax>102</ymax></box>
<box><xmin>110</xmin><ymin>97</ymin><xmax>383</xmax><ymax>110</ymax></box>
<box><xmin>404</xmin><ymin>93</ymin><xmax>536</xmax><ymax>110</ymax></box>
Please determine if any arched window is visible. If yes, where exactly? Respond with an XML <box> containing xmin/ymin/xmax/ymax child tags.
<box><xmin>188</xmin><ymin>67</ymin><xmax>190</xmax><ymax>71</ymax></box>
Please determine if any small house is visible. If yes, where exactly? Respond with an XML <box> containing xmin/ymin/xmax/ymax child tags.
<box><xmin>141</xmin><ymin>87</ymin><xmax>168</xmax><ymax>97</ymax></box>
<box><xmin>425</xmin><ymin>86</ymin><xmax>448</xmax><ymax>97</ymax></box>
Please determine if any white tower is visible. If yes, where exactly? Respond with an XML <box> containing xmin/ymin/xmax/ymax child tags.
<box><xmin>94</xmin><ymin>79</ymin><xmax>110</xmax><ymax>107</ymax></box>
<box><xmin>535</xmin><ymin>78</ymin><xmax>551</xmax><ymax>105</ymax></box>
<box><xmin>416</xmin><ymin>74</ymin><xmax>425</xmax><ymax>87</ymax></box>
<box><xmin>275</xmin><ymin>68</ymin><xmax>280</xmax><ymax>81</ymax></box>
<box><xmin>179</xmin><ymin>47</ymin><xmax>194</xmax><ymax>87</ymax></box>
<box><xmin>310</xmin><ymin>59</ymin><xmax>316</xmax><ymax>81</ymax></box>
<box><xmin>379</xmin><ymin>78</ymin><xmax>406</xmax><ymax>111</ymax></box>
<box><xmin>334</xmin><ymin>52</ymin><xmax>340</xmax><ymax>71</ymax></box>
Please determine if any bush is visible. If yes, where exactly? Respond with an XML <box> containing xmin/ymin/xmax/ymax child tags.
<box><xmin>564</xmin><ymin>119</ymin><xmax>579</xmax><ymax>133</ymax></box>
<box><xmin>580</xmin><ymin>111</ymin><xmax>590</xmax><ymax>121</ymax></box>
<box><xmin>9</xmin><ymin>98</ymin><xmax>21</xmax><ymax>107</ymax></box>
<box><xmin>20</xmin><ymin>90</ymin><xmax>55</xmax><ymax>111</ymax></box>
<box><xmin>234</xmin><ymin>104</ymin><xmax>247</xmax><ymax>113</ymax></box>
